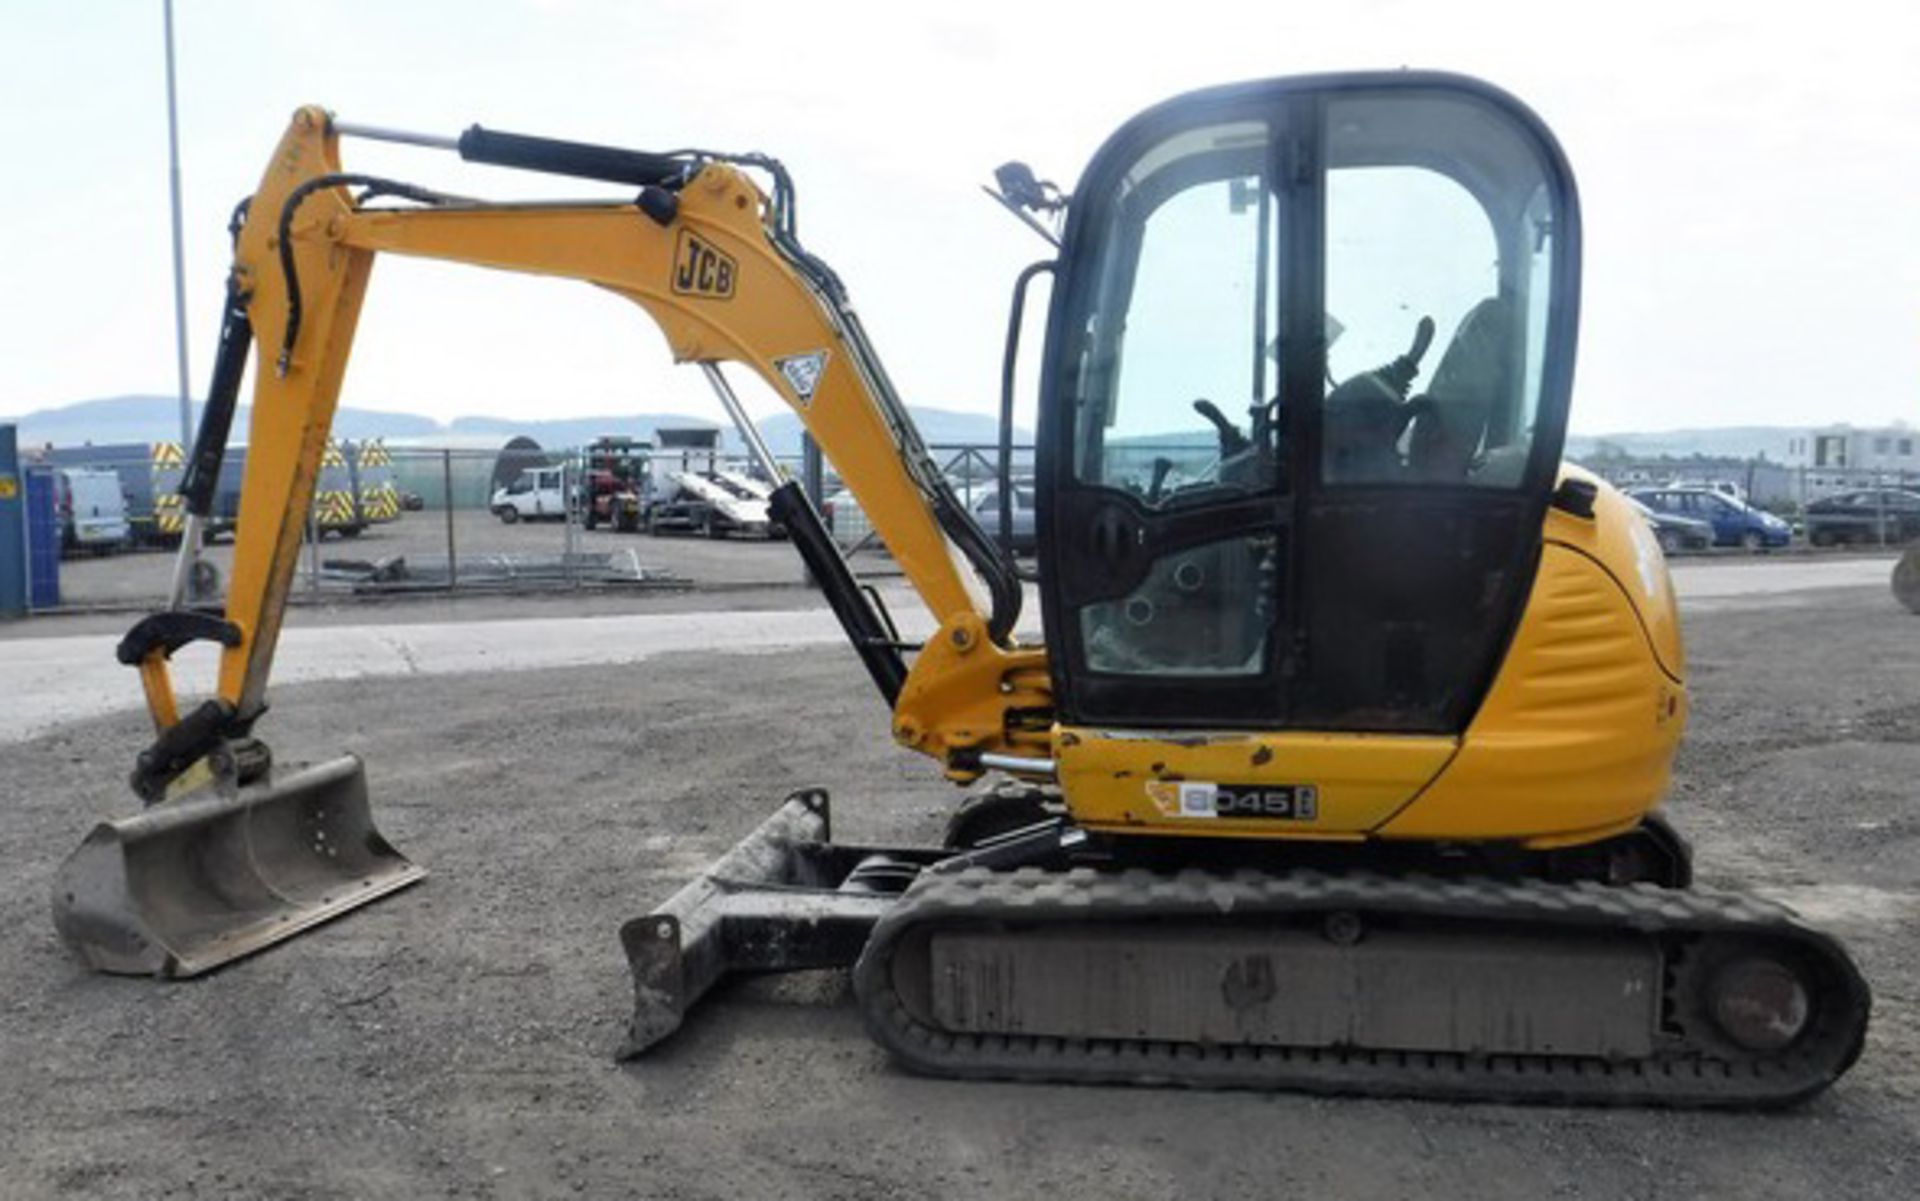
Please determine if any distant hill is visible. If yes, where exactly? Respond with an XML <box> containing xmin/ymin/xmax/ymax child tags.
<box><xmin>443</xmin><ymin>413</ymin><xmax>720</xmax><ymax>449</ymax></box>
<box><xmin>7</xmin><ymin>395</ymin><xmax>444</xmax><ymax>450</ymax></box>
<box><xmin>759</xmin><ymin>407</ymin><xmax>1028</xmax><ymax>456</ymax></box>
<box><xmin>5</xmin><ymin>394</ymin><xmax>1028</xmax><ymax>460</ymax></box>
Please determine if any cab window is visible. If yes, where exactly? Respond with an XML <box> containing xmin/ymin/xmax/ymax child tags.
<box><xmin>1070</xmin><ymin>120</ymin><xmax>1283</xmax><ymax>509</ymax></box>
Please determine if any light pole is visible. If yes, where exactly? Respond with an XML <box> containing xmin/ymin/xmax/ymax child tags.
<box><xmin>163</xmin><ymin>0</ymin><xmax>192</xmax><ymax>448</ymax></box>
<box><xmin>162</xmin><ymin>0</ymin><xmax>203</xmax><ymax>602</ymax></box>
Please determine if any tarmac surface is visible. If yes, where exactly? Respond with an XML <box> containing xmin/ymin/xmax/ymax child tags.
<box><xmin>1</xmin><ymin>560</ymin><xmax>1916</xmax><ymax>1199</ymax></box>
<box><xmin>1</xmin><ymin>556</ymin><xmax>1898</xmax><ymax>739</ymax></box>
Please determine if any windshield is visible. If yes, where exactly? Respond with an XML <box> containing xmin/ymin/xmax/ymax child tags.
<box><xmin>1061</xmin><ymin>89</ymin><xmax>1570</xmax><ymax>502</ymax></box>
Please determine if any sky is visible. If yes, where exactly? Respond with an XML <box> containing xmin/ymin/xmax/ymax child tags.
<box><xmin>1</xmin><ymin>0</ymin><xmax>1915</xmax><ymax>437</ymax></box>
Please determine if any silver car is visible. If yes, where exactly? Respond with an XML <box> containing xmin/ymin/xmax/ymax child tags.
<box><xmin>969</xmin><ymin>482</ymin><xmax>1036</xmax><ymax>553</ymax></box>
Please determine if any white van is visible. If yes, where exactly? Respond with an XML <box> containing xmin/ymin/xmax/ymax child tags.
<box><xmin>490</xmin><ymin>466</ymin><xmax>568</xmax><ymax>523</ymax></box>
<box><xmin>59</xmin><ymin>468</ymin><xmax>131</xmax><ymax>553</ymax></box>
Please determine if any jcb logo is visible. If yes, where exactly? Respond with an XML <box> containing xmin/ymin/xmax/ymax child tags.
<box><xmin>672</xmin><ymin>230</ymin><xmax>736</xmax><ymax>299</ymax></box>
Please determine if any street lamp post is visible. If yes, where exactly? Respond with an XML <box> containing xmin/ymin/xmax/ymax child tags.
<box><xmin>163</xmin><ymin>0</ymin><xmax>192</xmax><ymax>449</ymax></box>
<box><xmin>162</xmin><ymin>0</ymin><xmax>203</xmax><ymax>604</ymax></box>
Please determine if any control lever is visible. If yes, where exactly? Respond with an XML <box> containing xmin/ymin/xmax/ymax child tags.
<box><xmin>1377</xmin><ymin>316</ymin><xmax>1437</xmax><ymax>399</ymax></box>
<box><xmin>1192</xmin><ymin>398</ymin><xmax>1251</xmax><ymax>456</ymax></box>
<box><xmin>1147</xmin><ymin>457</ymin><xmax>1175</xmax><ymax>504</ymax></box>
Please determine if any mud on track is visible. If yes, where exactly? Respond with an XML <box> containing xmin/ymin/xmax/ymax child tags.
<box><xmin>2</xmin><ymin>590</ymin><xmax>1917</xmax><ymax>1199</ymax></box>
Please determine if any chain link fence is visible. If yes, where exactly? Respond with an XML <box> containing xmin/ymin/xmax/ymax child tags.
<box><xmin>47</xmin><ymin>440</ymin><xmax>1890</xmax><ymax>614</ymax></box>
<box><xmin>19</xmin><ymin>440</ymin><xmax>1039</xmax><ymax>614</ymax></box>
<box><xmin>1587</xmin><ymin>456</ymin><xmax>1920</xmax><ymax>549</ymax></box>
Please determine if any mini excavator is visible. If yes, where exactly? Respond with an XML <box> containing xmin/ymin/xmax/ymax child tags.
<box><xmin>54</xmin><ymin>72</ymin><xmax>1869</xmax><ymax>1105</ymax></box>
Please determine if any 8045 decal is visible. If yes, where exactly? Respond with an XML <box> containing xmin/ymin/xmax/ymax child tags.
<box><xmin>1146</xmin><ymin>780</ymin><xmax>1320</xmax><ymax>821</ymax></box>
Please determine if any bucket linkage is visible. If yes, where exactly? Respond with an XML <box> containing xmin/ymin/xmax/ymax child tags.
<box><xmin>55</xmin><ymin>605</ymin><xmax>425</xmax><ymax>977</ymax></box>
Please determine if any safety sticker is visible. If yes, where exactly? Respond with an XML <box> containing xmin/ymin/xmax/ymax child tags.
<box><xmin>774</xmin><ymin>351</ymin><xmax>829</xmax><ymax>406</ymax></box>
<box><xmin>1145</xmin><ymin>780</ymin><xmax>1220</xmax><ymax>819</ymax></box>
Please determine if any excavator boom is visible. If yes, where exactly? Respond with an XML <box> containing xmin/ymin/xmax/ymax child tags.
<box><xmin>214</xmin><ymin>108</ymin><xmax>1034</xmax><ymax>735</ymax></box>
<box><xmin>54</xmin><ymin>105</ymin><xmax>1046</xmax><ymax>981</ymax></box>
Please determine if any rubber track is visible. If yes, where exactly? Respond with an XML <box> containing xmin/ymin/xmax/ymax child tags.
<box><xmin>852</xmin><ymin>867</ymin><xmax>1870</xmax><ymax>1107</ymax></box>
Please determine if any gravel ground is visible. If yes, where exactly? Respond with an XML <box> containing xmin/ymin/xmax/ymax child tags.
<box><xmin>2</xmin><ymin>590</ymin><xmax>1917</xmax><ymax>1199</ymax></box>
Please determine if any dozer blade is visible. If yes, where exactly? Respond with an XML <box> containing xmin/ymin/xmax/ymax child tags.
<box><xmin>619</xmin><ymin>789</ymin><xmax>941</xmax><ymax>1058</ymax></box>
<box><xmin>52</xmin><ymin>755</ymin><xmax>424</xmax><ymax>977</ymax></box>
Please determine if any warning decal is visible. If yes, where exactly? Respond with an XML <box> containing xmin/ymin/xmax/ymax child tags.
<box><xmin>774</xmin><ymin>351</ymin><xmax>829</xmax><ymax>406</ymax></box>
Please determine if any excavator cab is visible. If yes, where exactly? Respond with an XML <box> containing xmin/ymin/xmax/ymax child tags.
<box><xmin>1039</xmin><ymin>76</ymin><xmax>1576</xmax><ymax>734</ymax></box>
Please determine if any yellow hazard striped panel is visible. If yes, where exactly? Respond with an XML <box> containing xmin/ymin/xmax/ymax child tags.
<box><xmin>155</xmin><ymin>492</ymin><xmax>185</xmax><ymax>534</ymax></box>
<box><xmin>151</xmin><ymin>441</ymin><xmax>185</xmax><ymax>466</ymax></box>
<box><xmin>359</xmin><ymin>483</ymin><xmax>400</xmax><ymax>521</ymax></box>
<box><xmin>321</xmin><ymin>440</ymin><xmax>347</xmax><ymax>469</ymax></box>
<box><xmin>356</xmin><ymin>440</ymin><xmax>392</xmax><ymax>467</ymax></box>
<box><xmin>315</xmin><ymin>489</ymin><xmax>358</xmax><ymax>528</ymax></box>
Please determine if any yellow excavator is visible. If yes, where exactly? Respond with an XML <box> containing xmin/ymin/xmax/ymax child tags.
<box><xmin>53</xmin><ymin>71</ymin><xmax>1869</xmax><ymax>1105</ymax></box>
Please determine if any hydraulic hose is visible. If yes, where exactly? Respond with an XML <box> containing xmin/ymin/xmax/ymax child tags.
<box><xmin>274</xmin><ymin>174</ymin><xmax>461</xmax><ymax>375</ymax></box>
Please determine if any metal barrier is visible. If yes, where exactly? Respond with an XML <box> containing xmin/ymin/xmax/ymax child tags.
<box><xmin>1591</xmin><ymin>459</ymin><xmax>1920</xmax><ymax>549</ymax></box>
<box><xmin>13</xmin><ymin>441</ymin><xmax>1047</xmax><ymax>613</ymax></box>
<box><xmin>28</xmin><ymin>438</ymin><xmax>1920</xmax><ymax>616</ymax></box>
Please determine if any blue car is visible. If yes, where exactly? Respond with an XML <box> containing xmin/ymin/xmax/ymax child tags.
<box><xmin>1627</xmin><ymin>487</ymin><xmax>1791</xmax><ymax>550</ymax></box>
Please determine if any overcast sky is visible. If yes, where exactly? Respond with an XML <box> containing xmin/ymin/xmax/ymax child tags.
<box><xmin>2</xmin><ymin>0</ymin><xmax>1915</xmax><ymax>436</ymax></box>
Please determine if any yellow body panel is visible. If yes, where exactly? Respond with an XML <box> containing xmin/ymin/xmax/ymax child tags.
<box><xmin>893</xmin><ymin>611</ymin><xmax>1052</xmax><ymax>769</ymax></box>
<box><xmin>1541</xmin><ymin>467</ymin><xmax>1686</xmax><ymax>681</ymax></box>
<box><xmin>1059</xmin><ymin>727</ymin><xmax>1456</xmax><ymax>839</ymax></box>
<box><xmin>1056</xmin><ymin>473</ymin><xmax>1687</xmax><ymax>849</ymax></box>
<box><xmin>218</xmin><ymin>110</ymin><xmax>373</xmax><ymax>711</ymax></box>
<box><xmin>1379</xmin><ymin>486</ymin><xmax>1686</xmax><ymax>844</ymax></box>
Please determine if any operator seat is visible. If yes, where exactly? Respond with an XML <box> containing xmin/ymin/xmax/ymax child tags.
<box><xmin>1406</xmin><ymin>296</ymin><xmax>1512</xmax><ymax>481</ymax></box>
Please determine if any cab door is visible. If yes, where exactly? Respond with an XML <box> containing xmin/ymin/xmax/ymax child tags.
<box><xmin>1039</xmin><ymin>111</ymin><xmax>1292</xmax><ymax>727</ymax></box>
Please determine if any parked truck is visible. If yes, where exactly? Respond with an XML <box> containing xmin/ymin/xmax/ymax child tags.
<box><xmin>55</xmin><ymin>467</ymin><xmax>131</xmax><ymax>555</ymax></box>
<box><xmin>204</xmin><ymin>441</ymin><xmax>364</xmax><ymax>540</ymax></box>
<box><xmin>348</xmin><ymin>438</ymin><xmax>403</xmax><ymax>525</ymax></box>
<box><xmin>36</xmin><ymin>442</ymin><xmax>185</xmax><ymax>546</ymax></box>
<box><xmin>643</xmin><ymin>468</ymin><xmax>775</xmax><ymax>538</ymax></box>
<box><xmin>312</xmin><ymin>439</ymin><xmax>367</xmax><ymax>537</ymax></box>
<box><xmin>580</xmin><ymin>436</ymin><xmax>650</xmax><ymax>532</ymax></box>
